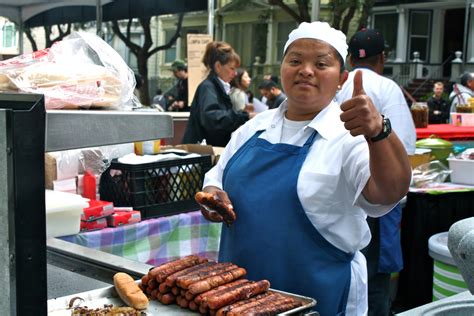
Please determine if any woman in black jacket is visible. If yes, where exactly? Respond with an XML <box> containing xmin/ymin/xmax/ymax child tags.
<box><xmin>183</xmin><ymin>41</ymin><xmax>250</xmax><ymax>147</ymax></box>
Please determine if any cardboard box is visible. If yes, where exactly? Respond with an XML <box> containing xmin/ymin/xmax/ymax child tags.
<box><xmin>107</xmin><ymin>210</ymin><xmax>141</xmax><ymax>227</ymax></box>
<box><xmin>80</xmin><ymin>217</ymin><xmax>108</xmax><ymax>232</ymax></box>
<box><xmin>161</xmin><ymin>144</ymin><xmax>219</xmax><ymax>164</ymax></box>
<box><xmin>81</xmin><ymin>200</ymin><xmax>114</xmax><ymax>221</ymax></box>
<box><xmin>45</xmin><ymin>151</ymin><xmax>81</xmax><ymax>190</ymax></box>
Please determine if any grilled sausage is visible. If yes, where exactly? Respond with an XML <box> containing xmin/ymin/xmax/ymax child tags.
<box><xmin>154</xmin><ymin>257</ymin><xmax>203</xmax><ymax>283</ymax></box>
<box><xmin>206</xmin><ymin>280</ymin><xmax>271</xmax><ymax>310</ymax></box>
<box><xmin>188</xmin><ymin>267</ymin><xmax>247</xmax><ymax>295</ymax></box>
<box><xmin>195</xmin><ymin>279</ymin><xmax>250</xmax><ymax>306</ymax></box>
<box><xmin>243</xmin><ymin>298</ymin><xmax>303</xmax><ymax>315</ymax></box>
<box><xmin>148</xmin><ymin>255</ymin><xmax>200</xmax><ymax>281</ymax></box>
<box><xmin>164</xmin><ymin>261</ymin><xmax>214</xmax><ymax>287</ymax></box>
<box><xmin>225</xmin><ymin>292</ymin><xmax>288</xmax><ymax>315</ymax></box>
<box><xmin>159</xmin><ymin>293</ymin><xmax>176</xmax><ymax>305</ymax></box>
<box><xmin>147</xmin><ymin>279</ymin><xmax>159</xmax><ymax>290</ymax></box>
<box><xmin>195</xmin><ymin>191</ymin><xmax>237</xmax><ymax>225</ymax></box>
<box><xmin>140</xmin><ymin>274</ymin><xmax>149</xmax><ymax>286</ymax></box>
<box><xmin>216</xmin><ymin>292</ymin><xmax>274</xmax><ymax>316</ymax></box>
<box><xmin>176</xmin><ymin>262</ymin><xmax>236</xmax><ymax>289</ymax></box>
<box><xmin>226</xmin><ymin>293</ymin><xmax>301</xmax><ymax>316</ymax></box>
<box><xmin>158</xmin><ymin>282</ymin><xmax>171</xmax><ymax>294</ymax></box>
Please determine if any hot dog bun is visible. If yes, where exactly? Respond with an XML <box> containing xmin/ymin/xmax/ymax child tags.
<box><xmin>113</xmin><ymin>272</ymin><xmax>149</xmax><ymax>310</ymax></box>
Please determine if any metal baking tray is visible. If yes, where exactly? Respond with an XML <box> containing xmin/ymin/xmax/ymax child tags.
<box><xmin>48</xmin><ymin>285</ymin><xmax>317</xmax><ymax>315</ymax></box>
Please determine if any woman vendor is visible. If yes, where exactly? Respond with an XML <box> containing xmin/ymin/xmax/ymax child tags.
<box><xmin>197</xmin><ymin>22</ymin><xmax>411</xmax><ymax>315</ymax></box>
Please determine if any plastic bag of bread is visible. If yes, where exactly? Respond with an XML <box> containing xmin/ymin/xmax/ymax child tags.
<box><xmin>0</xmin><ymin>31</ymin><xmax>137</xmax><ymax>110</ymax></box>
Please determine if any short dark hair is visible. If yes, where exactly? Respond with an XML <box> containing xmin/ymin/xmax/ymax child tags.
<box><xmin>258</xmin><ymin>79</ymin><xmax>278</xmax><ymax>90</ymax></box>
<box><xmin>460</xmin><ymin>72</ymin><xmax>474</xmax><ymax>86</ymax></box>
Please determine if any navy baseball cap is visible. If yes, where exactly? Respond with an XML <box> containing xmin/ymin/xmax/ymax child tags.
<box><xmin>348</xmin><ymin>28</ymin><xmax>385</xmax><ymax>59</ymax></box>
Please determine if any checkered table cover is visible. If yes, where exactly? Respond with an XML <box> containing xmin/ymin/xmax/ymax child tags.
<box><xmin>60</xmin><ymin>210</ymin><xmax>222</xmax><ymax>266</ymax></box>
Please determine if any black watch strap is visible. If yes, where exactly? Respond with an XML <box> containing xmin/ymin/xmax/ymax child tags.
<box><xmin>369</xmin><ymin>115</ymin><xmax>392</xmax><ymax>142</ymax></box>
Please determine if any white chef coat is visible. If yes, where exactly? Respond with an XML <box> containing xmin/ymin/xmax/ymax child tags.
<box><xmin>336</xmin><ymin>68</ymin><xmax>416</xmax><ymax>154</ymax></box>
<box><xmin>204</xmin><ymin>100</ymin><xmax>397</xmax><ymax>316</ymax></box>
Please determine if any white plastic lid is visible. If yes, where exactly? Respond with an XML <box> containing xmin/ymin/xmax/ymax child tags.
<box><xmin>428</xmin><ymin>232</ymin><xmax>456</xmax><ymax>265</ymax></box>
<box><xmin>45</xmin><ymin>190</ymin><xmax>89</xmax><ymax>214</ymax></box>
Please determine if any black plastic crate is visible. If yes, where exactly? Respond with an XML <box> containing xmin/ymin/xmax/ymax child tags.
<box><xmin>99</xmin><ymin>154</ymin><xmax>212</xmax><ymax>219</ymax></box>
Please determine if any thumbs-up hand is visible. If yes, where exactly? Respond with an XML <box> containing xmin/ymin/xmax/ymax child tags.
<box><xmin>339</xmin><ymin>70</ymin><xmax>383</xmax><ymax>139</ymax></box>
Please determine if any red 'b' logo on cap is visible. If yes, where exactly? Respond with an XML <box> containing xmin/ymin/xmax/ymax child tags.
<box><xmin>359</xmin><ymin>49</ymin><xmax>366</xmax><ymax>58</ymax></box>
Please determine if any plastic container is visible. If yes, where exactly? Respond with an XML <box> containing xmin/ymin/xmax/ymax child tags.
<box><xmin>408</xmin><ymin>148</ymin><xmax>432</xmax><ymax>169</ymax></box>
<box><xmin>416</xmin><ymin>136</ymin><xmax>453</xmax><ymax>166</ymax></box>
<box><xmin>447</xmin><ymin>158</ymin><xmax>474</xmax><ymax>185</ymax></box>
<box><xmin>99</xmin><ymin>154</ymin><xmax>212</xmax><ymax>219</ymax></box>
<box><xmin>45</xmin><ymin>190</ymin><xmax>89</xmax><ymax>238</ymax></box>
<box><xmin>428</xmin><ymin>232</ymin><xmax>468</xmax><ymax>301</ymax></box>
<box><xmin>411</xmin><ymin>102</ymin><xmax>429</xmax><ymax>128</ymax></box>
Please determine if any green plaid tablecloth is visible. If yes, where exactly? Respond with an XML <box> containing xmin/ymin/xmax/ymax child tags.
<box><xmin>60</xmin><ymin>210</ymin><xmax>222</xmax><ymax>266</ymax></box>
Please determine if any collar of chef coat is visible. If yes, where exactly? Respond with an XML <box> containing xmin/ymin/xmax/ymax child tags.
<box><xmin>254</xmin><ymin>99</ymin><xmax>343</xmax><ymax>143</ymax></box>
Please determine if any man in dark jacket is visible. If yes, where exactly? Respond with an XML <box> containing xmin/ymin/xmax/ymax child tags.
<box><xmin>427</xmin><ymin>82</ymin><xmax>449</xmax><ymax>124</ymax></box>
<box><xmin>166</xmin><ymin>59</ymin><xmax>189</xmax><ymax>111</ymax></box>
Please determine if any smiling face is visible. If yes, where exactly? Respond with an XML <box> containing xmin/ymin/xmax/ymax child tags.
<box><xmin>215</xmin><ymin>60</ymin><xmax>238</xmax><ymax>83</ymax></box>
<box><xmin>281</xmin><ymin>39</ymin><xmax>348</xmax><ymax>120</ymax></box>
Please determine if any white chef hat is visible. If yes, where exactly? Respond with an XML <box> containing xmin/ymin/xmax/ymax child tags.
<box><xmin>283</xmin><ymin>21</ymin><xmax>348</xmax><ymax>61</ymax></box>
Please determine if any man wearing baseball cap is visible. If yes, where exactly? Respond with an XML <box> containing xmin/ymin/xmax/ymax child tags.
<box><xmin>165</xmin><ymin>59</ymin><xmax>189</xmax><ymax>111</ymax></box>
<box><xmin>336</xmin><ymin>28</ymin><xmax>416</xmax><ymax>316</ymax></box>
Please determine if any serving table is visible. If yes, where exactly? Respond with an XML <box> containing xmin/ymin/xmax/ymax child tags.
<box><xmin>416</xmin><ymin>124</ymin><xmax>474</xmax><ymax>140</ymax></box>
<box><xmin>60</xmin><ymin>210</ymin><xmax>222</xmax><ymax>266</ymax></box>
<box><xmin>396</xmin><ymin>186</ymin><xmax>474</xmax><ymax>311</ymax></box>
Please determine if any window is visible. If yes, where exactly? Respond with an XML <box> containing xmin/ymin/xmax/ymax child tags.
<box><xmin>373</xmin><ymin>13</ymin><xmax>398</xmax><ymax>61</ymax></box>
<box><xmin>2</xmin><ymin>23</ymin><xmax>16</xmax><ymax>48</ymax></box>
<box><xmin>276</xmin><ymin>21</ymin><xmax>297</xmax><ymax>62</ymax></box>
<box><xmin>408</xmin><ymin>10</ymin><xmax>431</xmax><ymax>61</ymax></box>
<box><xmin>164</xmin><ymin>29</ymin><xmax>177</xmax><ymax>63</ymax></box>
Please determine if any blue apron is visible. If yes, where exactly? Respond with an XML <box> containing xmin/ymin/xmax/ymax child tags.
<box><xmin>220</xmin><ymin>130</ymin><xmax>354</xmax><ymax>316</ymax></box>
<box><xmin>378</xmin><ymin>203</ymin><xmax>403</xmax><ymax>272</ymax></box>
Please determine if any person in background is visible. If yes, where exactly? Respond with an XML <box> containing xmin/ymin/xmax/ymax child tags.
<box><xmin>336</xmin><ymin>28</ymin><xmax>416</xmax><ymax>316</ymax></box>
<box><xmin>427</xmin><ymin>82</ymin><xmax>450</xmax><ymax>124</ymax></box>
<box><xmin>198</xmin><ymin>21</ymin><xmax>411</xmax><ymax>315</ymax></box>
<box><xmin>449</xmin><ymin>72</ymin><xmax>474</xmax><ymax>113</ymax></box>
<box><xmin>183</xmin><ymin>41</ymin><xmax>251</xmax><ymax>146</ymax></box>
<box><xmin>258</xmin><ymin>79</ymin><xmax>287</xmax><ymax>109</ymax></box>
<box><xmin>152</xmin><ymin>88</ymin><xmax>163</xmax><ymax>105</ymax></box>
<box><xmin>230</xmin><ymin>68</ymin><xmax>252</xmax><ymax>111</ymax></box>
<box><xmin>261</xmin><ymin>74</ymin><xmax>279</xmax><ymax>104</ymax></box>
<box><xmin>167</xmin><ymin>59</ymin><xmax>189</xmax><ymax>111</ymax></box>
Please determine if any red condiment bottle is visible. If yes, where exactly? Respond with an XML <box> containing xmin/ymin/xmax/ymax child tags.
<box><xmin>83</xmin><ymin>170</ymin><xmax>96</xmax><ymax>200</ymax></box>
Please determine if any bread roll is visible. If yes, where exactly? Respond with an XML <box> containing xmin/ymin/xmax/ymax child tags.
<box><xmin>113</xmin><ymin>272</ymin><xmax>149</xmax><ymax>310</ymax></box>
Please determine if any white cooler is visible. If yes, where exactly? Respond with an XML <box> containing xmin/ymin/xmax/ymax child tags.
<box><xmin>45</xmin><ymin>190</ymin><xmax>89</xmax><ymax>238</ymax></box>
<box><xmin>428</xmin><ymin>232</ymin><xmax>469</xmax><ymax>301</ymax></box>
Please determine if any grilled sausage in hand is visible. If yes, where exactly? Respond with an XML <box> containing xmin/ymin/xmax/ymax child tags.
<box><xmin>195</xmin><ymin>190</ymin><xmax>236</xmax><ymax>226</ymax></box>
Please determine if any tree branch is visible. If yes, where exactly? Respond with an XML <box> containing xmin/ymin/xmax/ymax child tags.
<box><xmin>148</xmin><ymin>13</ymin><xmax>184</xmax><ymax>56</ymax></box>
<box><xmin>268</xmin><ymin>0</ymin><xmax>305</xmax><ymax>23</ymax></box>
<box><xmin>111</xmin><ymin>20</ymin><xmax>141</xmax><ymax>54</ymax></box>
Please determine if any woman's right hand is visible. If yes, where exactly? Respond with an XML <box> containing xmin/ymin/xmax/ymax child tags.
<box><xmin>196</xmin><ymin>186</ymin><xmax>235</xmax><ymax>224</ymax></box>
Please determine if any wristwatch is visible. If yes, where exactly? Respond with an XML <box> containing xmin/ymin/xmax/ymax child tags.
<box><xmin>369</xmin><ymin>115</ymin><xmax>392</xmax><ymax>142</ymax></box>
